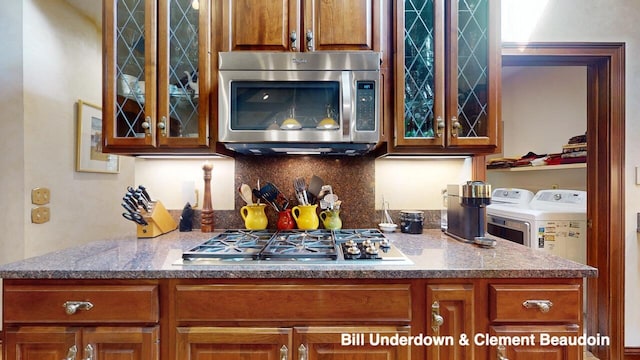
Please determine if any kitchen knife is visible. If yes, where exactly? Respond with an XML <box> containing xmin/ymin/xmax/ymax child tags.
<box><xmin>121</xmin><ymin>201</ymin><xmax>138</xmax><ymax>215</ymax></box>
<box><xmin>123</xmin><ymin>196</ymin><xmax>138</xmax><ymax>212</ymax></box>
<box><xmin>138</xmin><ymin>185</ymin><xmax>152</xmax><ymax>202</ymax></box>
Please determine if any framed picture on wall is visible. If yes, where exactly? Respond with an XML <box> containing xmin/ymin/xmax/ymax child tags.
<box><xmin>76</xmin><ymin>99</ymin><xmax>119</xmax><ymax>173</ymax></box>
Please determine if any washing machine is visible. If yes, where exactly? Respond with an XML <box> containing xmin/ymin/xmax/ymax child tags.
<box><xmin>487</xmin><ymin>189</ymin><xmax>587</xmax><ymax>264</ymax></box>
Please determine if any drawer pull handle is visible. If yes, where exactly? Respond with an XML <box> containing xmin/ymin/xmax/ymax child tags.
<box><xmin>63</xmin><ymin>301</ymin><xmax>94</xmax><ymax>315</ymax></box>
<box><xmin>431</xmin><ymin>301</ymin><xmax>444</xmax><ymax>331</ymax></box>
<box><xmin>64</xmin><ymin>345</ymin><xmax>78</xmax><ymax>360</ymax></box>
<box><xmin>522</xmin><ymin>299</ymin><xmax>553</xmax><ymax>313</ymax></box>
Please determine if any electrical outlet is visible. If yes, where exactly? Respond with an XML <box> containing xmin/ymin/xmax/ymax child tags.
<box><xmin>32</xmin><ymin>187</ymin><xmax>50</xmax><ymax>205</ymax></box>
<box><xmin>31</xmin><ymin>206</ymin><xmax>50</xmax><ymax>224</ymax></box>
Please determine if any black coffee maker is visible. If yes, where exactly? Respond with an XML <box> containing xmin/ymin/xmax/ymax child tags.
<box><xmin>445</xmin><ymin>181</ymin><xmax>492</xmax><ymax>242</ymax></box>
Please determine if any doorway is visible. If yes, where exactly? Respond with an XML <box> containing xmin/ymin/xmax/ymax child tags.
<box><xmin>502</xmin><ymin>42</ymin><xmax>625</xmax><ymax>360</ymax></box>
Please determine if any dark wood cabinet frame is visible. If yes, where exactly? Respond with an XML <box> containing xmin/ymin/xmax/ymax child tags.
<box><xmin>501</xmin><ymin>42</ymin><xmax>625</xmax><ymax>360</ymax></box>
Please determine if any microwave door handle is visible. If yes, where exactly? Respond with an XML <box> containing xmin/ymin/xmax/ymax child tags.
<box><xmin>341</xmin><ymin>71</ymin><xmax>352</xmax><ymax>139</ymax></box>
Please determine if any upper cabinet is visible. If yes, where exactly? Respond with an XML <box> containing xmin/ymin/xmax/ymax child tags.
<box><xmin>390</xmin><ymin>0</ymin><xmax>501</xmax><ymax>154</ymax></box>
<box><xmin>103</xmin><ymin>0</ymin><xmax>212</xmax><ymax>153</ymax></box>
<box><xmin>220</xmin><ymin>0</ymin><xmax>381</xmax><ymax>54</ymax></box>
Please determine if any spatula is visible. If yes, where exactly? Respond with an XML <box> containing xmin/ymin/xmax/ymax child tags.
<box><xmin>307</xmin><ymin>175</ymin><xmax>324</xmax><ymax>204</ymax></box>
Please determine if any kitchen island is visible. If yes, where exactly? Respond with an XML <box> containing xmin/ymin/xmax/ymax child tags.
<box><xmin>0</xmin><ymin>230</ymin><xmax>596</xmax><ymax>360</ymax></box>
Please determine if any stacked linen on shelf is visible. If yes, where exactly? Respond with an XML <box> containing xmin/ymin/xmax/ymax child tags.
<box><xmin>545</xmin><ymin>133</ymin><xmax>587</xmax><ymax>165</ymax></box>
<box><xmin>486</xmin><ymin>152</ymin><xmax>547</xmax><ymax>169</ymax></box>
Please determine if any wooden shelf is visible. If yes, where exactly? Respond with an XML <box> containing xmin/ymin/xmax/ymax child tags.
<box><xmin>487</xmin><ymin>163</ymin><xmax>586</xmax><ymax>172</ymax></box>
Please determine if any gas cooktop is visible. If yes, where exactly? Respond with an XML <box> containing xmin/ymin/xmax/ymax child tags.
<box><xmin>179</xmin><ymin>229</ymin><xmax>412</xmax><ymax>265</ymax></box>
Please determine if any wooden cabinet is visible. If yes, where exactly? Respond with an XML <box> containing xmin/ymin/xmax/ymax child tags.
<box><xmin>2</xmin><ymin>283</ymin><xmax>160</xmax><ymax>360</ymax></box>
<box><xmin>220</xmin><ymin>0</ymin><xmax>381</xmax><ymax>53</ymax></box>
<box><xmin>389</xmin><ymin>0</ymin><xmax>501</xmax><ymax>154</ymax></box>
<box><xmin>2</xmin><ymin>278</ymin><xmax>586</xmax><ymax>360</ymax></box>
<box><xmin>5</xmin><ymin>326</ymin><xmax>159</xmax><ymax>360</ymax></box>
<box><xmin>426</xmin><ymin>283</ymin><xmax>475</xmax><ymax>359</ymax></box>
<box><xmin>103</xmin><ymin>0</ymin><xmax>212</xmax><ymax>154</ymax></box>
<box><xmin>174</xmin><ymin>283</ymin><xmax>412</xmax><ymax>359</ymax></box>
<box><xmin>176</xmin><ymin>326</ymin><xmax>410</xmax><ymax>359</ymax></box>
<box><xmin>487</xmin><ymin>283</ymin><xmax>584</xmax><ymax>359</ymax></box>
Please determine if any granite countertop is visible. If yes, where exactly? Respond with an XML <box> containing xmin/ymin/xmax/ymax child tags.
<box><xmin>0</xmin><ymin>229</ymin><xmax>597</xmax><ymax>280</ymax></box>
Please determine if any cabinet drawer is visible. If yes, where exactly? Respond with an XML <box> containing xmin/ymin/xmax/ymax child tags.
<box><xmin>175</xmin><ymin>284</ymin><xmax>411</xmax><ymax>323</ymax></box>
<box><xmin>489</xmin><ymin>284</ymin><xmax>581</xmax><ymax>323</ymax></box>
<box><xmin>4</xmin><ymin>285</ymin><xmax>158</xmax><ymax>324</ymax></box>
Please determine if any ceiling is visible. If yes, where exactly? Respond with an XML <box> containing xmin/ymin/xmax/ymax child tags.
<box><xmin>65</xmin><ymin>0</ymin><xmax>101</xmax><ymax>27</ymax></box>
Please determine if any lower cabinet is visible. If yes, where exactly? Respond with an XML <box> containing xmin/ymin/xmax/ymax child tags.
<box><xmin>1</xmin><ymin>279</ymin><xmax>585</xmax><ymax>360</ymax></box>
<box><xmin>489</xmin><ymin>325</ymin><xmax>582</xmax><ymax>359</ymax></box>
<box><xmin>487</xmin><ymin>283</ymin><xmax>584</xmax><ymax>359</ymax></box>
<box><xmin>426</xmin><ymin>284</ymin><xmax>475</xmax><ymax>360</ymax></box>
<box><xmin>176</xmin><ymin>326</ymin><xmax>411</xmax><ymax>359</ymax></box>
<box><xmin>4</xmin><ymin>326</ymin><xmax>159</xmax><ymax>360</ymax></box>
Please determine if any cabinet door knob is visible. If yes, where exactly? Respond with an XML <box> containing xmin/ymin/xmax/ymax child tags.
<box><xmin>83</xmin><ymin>344</ymin><xmax>95</xmax><ymax>360</ymax></box>
<box><xmin>306</xmin><ymin>30</ymin><xmax>314</xmax><ymax>51</ymax></box>
<box><xmin>435</xmin><ymin>116</ymin><xmax>444</xmax><ymax>138</ymax></box>
<box><xmin>522</xmin><ymin>299</ymin><xmax>553</xmax><ymax>313</ymax></box>
<box><xmin>497</xmin><ymin>345</ymin><xmax>509</xmax><ymax>360</ymax></box>
<box><xmin>290</xmin><ymin>31</ymin><xmax>298</xmax><ymax>51</ymax></box>
<box><xmin>63</xmin><ymin>301</ymin><xmax>94</xmax><ymax>315</ymax></box>
<box><xmin>280</xmin><ymin>345</ymin><xmax>288</xmax><ymax>360</ymax></box>
<box><xmin>431</xmin><ymin>301</ymin><xmax>444</xmax><ymax>331</ymax></box>
<box><xmin>158</xmin><ymin>116</ymin><xmax>167</xmax><ymax>136</ymax></box>
<box><xmin>451</xmin><ymin>116</ymin><xmax>461</xmax><ymax>137</ymax></box>
<box><xmin>64</xmin><ymin>345</ymin><xmax>78</xmax><ymax>360</ymax></box>
<box><xmin>298</xmin><ymin>344</ymin><xmax>308</xmax><ymax>360</ymax></box>
<box><xmin>142</xmin><ymin>116</ymin><xmax>152</xmax><ymax>136</ymax></box>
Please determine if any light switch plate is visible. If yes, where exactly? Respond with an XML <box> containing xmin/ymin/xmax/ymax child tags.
<box><xmin>32</xmin><ymin>187</ymin><xmax>50</xmax><ymax>205</ymax></box>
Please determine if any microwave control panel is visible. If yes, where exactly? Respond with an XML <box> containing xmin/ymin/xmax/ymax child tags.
<box><xmin>355</xmin><ymin>81</ymin><xmax>376</xmax><ymax>131</ymax></box>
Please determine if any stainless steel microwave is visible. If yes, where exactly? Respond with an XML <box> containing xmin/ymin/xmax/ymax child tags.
<box><xmin>218</xmin><ymin>52</ymin><xmax>381</xmax><ymax>155</ymax></box>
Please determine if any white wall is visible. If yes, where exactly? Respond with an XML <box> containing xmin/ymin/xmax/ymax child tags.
<box><xmin>488</xmin><ymin>66</ymin><xmax>587</xmax><ymax>193</ymax></box>
<box><xmin>0</xmin><ymin>0</ymin><xmax>136</xmax><ymax>265</ymax></box>
<box><xmin>134</xmin><ymin>158</ymin><xmax>236</xmax><ymax>210</ymax></box>
<box><xmin>502</xmin><ymin>0</ymin><xmax>640</xmax><ymax>346</ymax></box>
<box><xmin>375</xmin><ymin>158</ymin><xmax>473</xmax><ymax>210</ymax></box>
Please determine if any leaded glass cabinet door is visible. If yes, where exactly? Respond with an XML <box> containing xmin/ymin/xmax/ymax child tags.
<box><xmin>157</xmin><ymin>0</ymin><xmax>210</xmax><ymax>147</ymax></box>
<box><xmin>104</xmin><ymin>0</ymin><xmax>158</xmax><ymax>148</ymax></box>
<box><xmin>445</xmin><ymin>0</ymin><xmax>499</xmax><ymax>148</ymax></box>
<box><xmin>395</xmin><ymin>0</ymin><xmax>445</xmax><ymax>147</ymax></box>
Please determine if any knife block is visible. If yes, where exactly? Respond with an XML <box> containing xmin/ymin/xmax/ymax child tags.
<box><xmin>137</xmin><ymin>201</ymin><xmax>178</xmax><ymax>238</ymax></box>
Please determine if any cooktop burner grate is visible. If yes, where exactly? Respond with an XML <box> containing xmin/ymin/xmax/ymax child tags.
<box><xmin>181</xmin><ymin>229</ymin><xmax>406</xmax><ymax>263</ymax></box>
<box><xmin>182</xmin><ymin>230</ymin><xmax>275</xmax><ymax>260</ymax></box>
<box><xmin>261</xmin><ymin>230</ymin><xmax>337</xmax><ymax>260</ymax></box>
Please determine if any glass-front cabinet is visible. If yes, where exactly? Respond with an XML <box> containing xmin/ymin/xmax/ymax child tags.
<box><xmin>394</xmin><ymin>0</ymin><xmax>500</xmax><ymax>153</ymax></box>
<box><xmin>103</xmin><ymin>0</ymin><xmax>210</xmax><ymax>152</ymax></box>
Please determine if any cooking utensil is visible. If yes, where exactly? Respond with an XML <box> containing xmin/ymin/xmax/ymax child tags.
<box><xmin>239</xmin><ymin>183</ymin><xmax>254</xmax><ymax>205</ymax></box>
<box><xmin>260</xmin><ymin>182</ymin><xmax>289</xmax><ymax>211</ymax></box>
<box><xmin>121</xmin><ymin>201</ymin><xmax>138</xmax><ymax>215</ymax></box>
<box><xmin>293</xmin><ymin>177</ymin><xmax>309</xmax><ymax>205</ymax></box>
<box><xmin>138</xmin><ymin>185</ymin><xmax>152</xmax><ymax>202</ymax></box>
<box><xmin>122</xmin><ymin>212</ymin><xmax>148</xmax><ymax>225</ymax></box>
<box><xmin>307</xmin><ymin>175</ymin><xmax>324</xmax><ymax>204</ymax></box>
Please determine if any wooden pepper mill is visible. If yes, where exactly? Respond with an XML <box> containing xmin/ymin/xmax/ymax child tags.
<box><xmin>201</xmin><ymin>162</ymin><xmax>214</xmax><ymax>232</ymax></box>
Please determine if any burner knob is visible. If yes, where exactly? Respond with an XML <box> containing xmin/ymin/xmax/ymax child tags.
<box><xmin>347</xmin><ymin>245</ymin><xmax>361</xmax><ymax>255</ymax></box>
<box><xmin>379</xmin><ymin>239</ymin><xmax>390</xmax><ymax>248</ymax></box>
<box><xmin>362</xmin><ymin>239</ymin><xmax>372</xmax><ymax>247</ymax></box>
<box><xmin>345</xmin><ymin>239</ymin><xmax>356</xmax><ymax>247</ymax></box>
<box><xmin>366</xmin><ymin>245</ymin><xmax>378</xmax><ymax>255</ymax></box>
